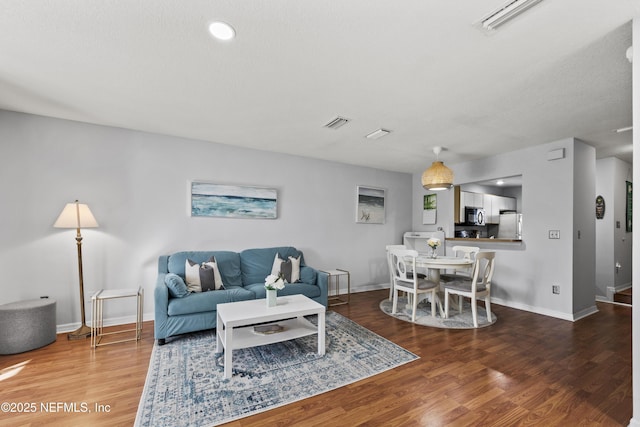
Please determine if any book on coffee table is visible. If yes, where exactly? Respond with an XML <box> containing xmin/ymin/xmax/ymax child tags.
<box><xmin>253</xmin><ymin>324</ymin><xmax>284</xmax><ymax>335</ymax></box>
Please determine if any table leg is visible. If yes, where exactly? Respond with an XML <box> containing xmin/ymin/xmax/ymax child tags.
<box><xmin>318</xmin><ymin>311</ymin><xmax>326</xmax><ymax>356</ymax></box>
<box><xmin>91</xmin><ymin>297</ymin><xmax>96</xmax><ymax>348</ymax></box>
<box><xmin>137</xmin><ymin>289</ymin><xmax>143</xmax><ymax>340</ymax></box>
<box><xmin>223</xmin><ymin>326</ymin><xmax>233</xmax><ymax>379</ymax></box>
<box><xmin>215</xmin><ymin>312</ymin><xmax>223</xmax><ymax>353</ymax></box>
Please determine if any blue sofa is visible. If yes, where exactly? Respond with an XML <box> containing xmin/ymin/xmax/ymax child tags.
<box><xmin>154</xmin><ymin>246</ymin><xmax>328</xmax><ymax>344</ymax></box>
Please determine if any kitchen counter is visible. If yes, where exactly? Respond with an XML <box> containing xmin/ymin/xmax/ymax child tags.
<box><xmin>446</xmin><ymin>237</ymin><xmax>522</xmax><ymax>243</ymax></box>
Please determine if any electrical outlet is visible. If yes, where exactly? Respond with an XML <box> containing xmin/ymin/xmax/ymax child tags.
<box><xmin>552</xmin><ymin>285</ymin><xmax>560</xmax><ymax>294</ymax></box>
<box><xmin>549</xmin><ymin>230</ymin><xmax>560</xmax><ymax>239</ymax></box>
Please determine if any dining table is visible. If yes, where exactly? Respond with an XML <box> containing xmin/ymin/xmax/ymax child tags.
<box><xmin>411</xmin><ymin>255</ymin><xmax>474</xmax><ymax>316</ymax></box>
<box><xmin>414</xmin><ymin>255</ymin><xmax>474</xmax><ymax>283</ymax></box>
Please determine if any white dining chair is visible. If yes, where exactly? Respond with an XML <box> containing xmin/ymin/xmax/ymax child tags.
<box><xmin>386</xmin><ymin>244</ymin><xmax>406</xmax><ymax>301</ymax></box>
<box><xmin>440</xmin><ymin>245</ymin><xmax>480</xmax><ymax>282</ymax></box>
<box><xmin>390</xmin><ymin>248</ymin><xmax>439</xmax><ymax>321</ymax></box>
<box><xmin>443</xmin><ymin>251</ymin><xmax>495</xmax><ymax>328</ymax></box>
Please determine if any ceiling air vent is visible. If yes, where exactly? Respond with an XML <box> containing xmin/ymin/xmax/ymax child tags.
<box><xmin>479</xmin><ymin>0</ymin><xmax>544</xmax><ymax>31</ymax></box>
<box><xmin>324</xmin><ymin>116</ymin><xmax>350</xmax><ymax>130</ymax></box>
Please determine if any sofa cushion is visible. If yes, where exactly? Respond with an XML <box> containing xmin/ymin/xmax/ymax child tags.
<box><xmin>168</xmin><ymin>251</ymin><xmax>242</xmax><ymax>288</ymax></box>
<box><xmin>165</xmin><ymin>273</ymin><xmax>189</xmax><ymax>298</ymax></box>
<box><xmin>241</xmin><ymin>247</ymin><xmax>304</xmax><ymax>285</ymax></box>
<box><xmin>167</xmin><ymin>288</ymin><xmax>255</xmax><ymax>316</ymax></box>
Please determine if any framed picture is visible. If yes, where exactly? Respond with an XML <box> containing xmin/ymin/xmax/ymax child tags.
<box><xmin>423</xmin><ymin>194</ymin><xmax>437</xmax><ymax>225</ymax></box>
<box><xmin>356</xmin><ymin>185</ymin><xmax>385</xmax><ymax>224</ymax></box>
<box><xmin>190</xmin><ymin>181</ymin><xmax>277</xmax><ymax>219</ymax></box>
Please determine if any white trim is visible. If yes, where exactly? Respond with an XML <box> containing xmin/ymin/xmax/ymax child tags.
<box><xmin>56</xmin><ymin>312</ymin><xmax>154</xmax><ymax>334</ymax></box>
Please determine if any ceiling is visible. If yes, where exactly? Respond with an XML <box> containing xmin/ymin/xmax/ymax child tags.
<box><xmin>1</xmin><ymin>1</ymin><xmax>638</xmax><ymax>173</ymax></box>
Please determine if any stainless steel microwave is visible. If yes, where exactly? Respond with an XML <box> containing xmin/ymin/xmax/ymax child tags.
<box><xmin>465</xmin><ymin>207</ymin><xmax>486</xmax><ymax>225</ymax></box>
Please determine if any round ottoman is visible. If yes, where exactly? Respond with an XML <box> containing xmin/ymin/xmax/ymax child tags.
<box><xmin>0</xmin><ymin>298</ymin><xmax>57</xmax><ymax>355</ymax></box>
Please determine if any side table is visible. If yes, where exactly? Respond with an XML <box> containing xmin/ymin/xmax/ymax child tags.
<box><xmin>91</xmin><ymin>287</ymin><xmax>143</xmax><ymax>348</ymax></box>
<box><xmin>321</xmin><ymin>269</ymin><xmax>350</xmax><ymax>306</ymax></box>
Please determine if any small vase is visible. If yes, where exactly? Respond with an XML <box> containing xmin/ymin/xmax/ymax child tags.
<box><xmin>266</xmin><ymin>289</ymin><xmax>277</xmax><ymax>307</ymax></box>
<box><xmin>429</xmin><ymin>247</ymin><xmax>438</xmax><ymax>259</ymax></box>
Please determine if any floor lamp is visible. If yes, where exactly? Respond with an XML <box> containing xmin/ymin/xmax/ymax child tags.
<box><xmin>54</xmin><ymin>200</ymin><xmax>99</xmax><ymax>340</ymax></box>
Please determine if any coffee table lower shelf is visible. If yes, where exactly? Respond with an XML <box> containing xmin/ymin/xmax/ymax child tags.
<box><xmin>221</xmin><ymin>317</ymin><xmax>318</xmax><ymax>350</ymax></box>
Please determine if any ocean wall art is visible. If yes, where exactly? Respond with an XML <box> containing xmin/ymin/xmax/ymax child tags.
<box><xmin>190</xmin><ymin>182</ymin><xmax>277</xmax><ymax>219</ymax></box>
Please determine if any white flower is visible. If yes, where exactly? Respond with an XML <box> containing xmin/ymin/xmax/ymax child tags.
<box><xmin>427</xmin><ymin>238</ymin><xmax>441</xmax><ymax>249</ymax></box>
<box><xmin>265</xmin><ymin>274</ymin><xmax>286</xmax><ymax>290</ymax></box>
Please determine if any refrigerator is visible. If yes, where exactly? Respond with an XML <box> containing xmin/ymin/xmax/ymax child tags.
<box><xmin>497</xmin><ymin>213</ymin><xmax>522</xmax><ymax>239</ymax></box>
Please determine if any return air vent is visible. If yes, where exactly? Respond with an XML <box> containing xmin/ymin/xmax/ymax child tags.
<box><xmin>479</xmin><ymin>0</ymin><xmax>544</xmax><ymax>31</ymax></box>
<box><xmin>324</xmin><ymin>116</ymin><xmax>350</xmax><ymax>130</ymax></box>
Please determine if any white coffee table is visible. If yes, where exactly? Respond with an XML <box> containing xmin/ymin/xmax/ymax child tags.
<box><xmin>216</xmin><ymin>294</ymin><xmax>326</xmax><ymax>379</ymax></box>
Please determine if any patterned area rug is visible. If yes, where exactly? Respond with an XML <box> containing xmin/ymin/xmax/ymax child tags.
<box><xmin>135</xmin><ymin>311</ymin><xmax>417</xmax><ymax>427</ymax></box>
<box><xmin>380</xmin><ymin>297</ymin><xmax>497</xmax><ymax>329</ymax></box>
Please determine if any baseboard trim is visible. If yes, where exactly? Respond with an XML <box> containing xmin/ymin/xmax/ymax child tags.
<box><xmin>607</xmin><ymin>282</ymin><xmax>632</xmax><ymax>301</ymax></box>
<box><xmin>56</xmin><ymin>312</ymin><xmax>155</xmax><ymax>334</ymax></box>
<box><xmin>489</xmin><ymin>298</ymin><xmax>598</xmax><ymax>322</ymax></box>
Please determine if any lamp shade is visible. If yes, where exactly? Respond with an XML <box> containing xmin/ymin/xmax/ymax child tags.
<box><xmin>54</xmin><ymin>201</ymin><xmax>99</xmax><ymax>229</ymax></box>
<box><xmin>421</xmin><ymin>161</ymin><xmax>454</xmax><ymax>191</ymax></box>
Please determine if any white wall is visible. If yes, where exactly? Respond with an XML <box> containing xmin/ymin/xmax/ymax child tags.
<box><xmin>0</xmin><ymin>110</ymin><xmax>412</xmax><ymax>331</ymax></box>
<box><xmin>412</xmin><ymin>138</ymin><xmax>596</xmax><ymax>320</ymax></box>
<box><xmin>595</xmin><ymin>157</ymin><xmax>633</xmax><ymax>299</ymax></box>
<box><xmin>572</xmin><ymin>141</ymin><xmax>596</xmax><ymax>315</ymax></box>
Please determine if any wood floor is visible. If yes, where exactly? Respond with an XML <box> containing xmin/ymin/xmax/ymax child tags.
<box><xmin>614</xmin><ymin>288</ymin><xmax>632</xmax><ymax>305</ymax></box>
<box><xmin>0</xmin><ymin>289</ymin><xmax>632</xmax><ymax>426</ymax></box>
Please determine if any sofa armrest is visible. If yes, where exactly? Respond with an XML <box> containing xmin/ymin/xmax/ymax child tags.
<box><xmin>315</xmin><ymin>270</ymin><xmax>329</xmax><ymax>307</ymax></box>
<box><xmin>154</xmin><ymin>272</ymin><xmax>170</xmax><ymax>339</ymax></box>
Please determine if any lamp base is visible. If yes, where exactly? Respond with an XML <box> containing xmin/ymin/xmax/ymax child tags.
<box><xmin>68</xmin><ymin>324</ymin><xmax>92</xmax><ymax>340</ymax></box>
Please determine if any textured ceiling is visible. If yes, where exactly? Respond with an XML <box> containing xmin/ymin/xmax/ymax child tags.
<box><xmin>0</xmin><ymin>0</ymin><xmax>638</xmax><ymax>172</ymax></box>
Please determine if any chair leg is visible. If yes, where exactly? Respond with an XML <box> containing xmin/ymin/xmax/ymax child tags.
<box><xmin>430</xmin><ymin>290</ymin><xmax>436</xmax><ymax>317</ymax></box>
<box><xmin>392</xmin><ymin>288</ymin><xmax>398</xmax><ymax>314</ymax></box>
<box><xmin>388</xmin><ymin>280</ymin><xmax>393</xmax><ymax>301</ymax></box>
<box><xmin>444</xmin><ymin>290</ymin><xmax>449</xmax><ymax>319</ymax></box>
<box><xmin>485</xmin><ymin>295</ymin><xmax>492</xmax><ymax>323</ymax></box>
<box><xmin>411</xmin><ymin>292</ymin><xmax>418</xmax><ymax>322</ymax></box>
<box><xmin>458</xmin><ymin>295</ymin><xmax>463</xmax><ymax>314</ymax></box>
<box><xmin>471</xmin><ymin>297</ymin><xmax>478</xmax><ymax>328</ymax></box>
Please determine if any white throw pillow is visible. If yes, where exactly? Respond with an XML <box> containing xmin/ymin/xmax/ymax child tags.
<box><xmin>270</xmin><ymin>253</ymin><xmax>300</xmax><ymax>283</ymax></box>
<box><xmin>202</xmin><ymin>256</ymin><xmax>224</xmax><ymax>290</ymax></box>
<box><xmin>185</xmin><ymin>257</ymin><xmax>224</xmax><ymax>292</ymax></box>
<box><xmin>185</xmin><ymin>259</ymin><xmax>204</xmax><ymax>292</ymax></box>
<box><xmin>288</xmin><ymin>256</ymin><xmax>301</xmax><ymax>283</ymax></box>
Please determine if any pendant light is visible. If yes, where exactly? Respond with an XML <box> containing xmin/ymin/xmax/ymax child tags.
<box><xmin>422</xmin><ymin>146</ymin><xmax>454</xmax><ymax>191</ymax></box>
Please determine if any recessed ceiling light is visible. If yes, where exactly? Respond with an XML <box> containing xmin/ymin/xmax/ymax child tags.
<box><xmin>365</xmin><ymin>129</ymin><xmax>391</xmax><ymax>140</ymax></box>
<box><xmin>209</xmin><ymin>21</ymin><xmax>235</xmax><ymax>41</ymax></box>
<box><xmin>496</xmin><ymin>180</ymin><xmax>505</xmax><ymax>186</ymax></box>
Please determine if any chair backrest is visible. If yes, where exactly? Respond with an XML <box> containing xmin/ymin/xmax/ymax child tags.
<box><xmin>451</xmin><ymin>245</ymin><xmax>480</xmax><ymax>261</ymax></box>
<box><xmin>386</xmin><ymin>244</ymin><xmax>406</xmax><ymax>279</ymax></box>
<box><xmin>469</xmin><ymin>251</ymin><xmax>496</xmax><ymax>292</ymax></box>
<box><xmin>389</xmin><ymin>248</ymin><xmax>419</xmax><ymax>287</ymax></box>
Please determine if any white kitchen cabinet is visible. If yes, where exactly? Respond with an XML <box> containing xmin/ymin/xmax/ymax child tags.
<box><xmin>484</xmin><ymin>194</ymin><xmax>500</xmax><ymax>224</ymax></box>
